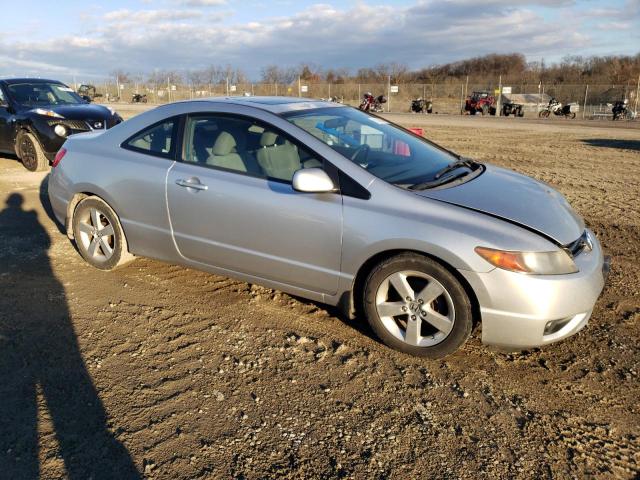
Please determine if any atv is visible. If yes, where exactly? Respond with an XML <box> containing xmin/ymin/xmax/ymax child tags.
<box><xmin>464</xmin><ymin>91</ymin><xmax>496</xmax><ymax>116</ymax></box>
<box><xmin>502</xmin><ymin>102</ymin><xmax>524</xmax><ymax>117</ymax></box>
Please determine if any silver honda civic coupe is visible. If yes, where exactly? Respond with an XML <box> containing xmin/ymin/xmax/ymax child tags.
<box><xmin>48</xmin><ymin>97</ymin><xmax>609</xmax><ymax>358</ymax></box>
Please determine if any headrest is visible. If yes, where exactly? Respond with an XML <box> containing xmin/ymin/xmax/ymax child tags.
<box><xmin>260</xmin><ymin>131</ymin><xmax>279</xmax><ymax>147</ymax></box>
<box><xmin>212</xmin><ymin>131</ymin><xmax>237</xmax><ymax>156</ymax></box>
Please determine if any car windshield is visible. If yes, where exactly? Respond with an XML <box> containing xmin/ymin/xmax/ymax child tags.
<box><xmin>7</xmin><ymin>82</ymin><xmax>84</xmax><ymax>107</ymax></box>
<box><xmin>282</xmin><ymin>106</ymin><xmax>461</xmax><ymax>187</ymax></box>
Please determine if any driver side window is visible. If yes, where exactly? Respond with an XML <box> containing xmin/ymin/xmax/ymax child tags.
<box><xmin>183</xmin><ymin>114</ymin><xmax>323</xmax><ymax>183</ymax></box>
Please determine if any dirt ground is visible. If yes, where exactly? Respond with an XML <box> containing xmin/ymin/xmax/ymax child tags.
<box><xmin>0</xmin><ymin>112</ymin><xmax>638</xmax><ymax>479</ymax></box>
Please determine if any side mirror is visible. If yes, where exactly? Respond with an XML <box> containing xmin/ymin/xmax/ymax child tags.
<box><xmin>81</xmin><ymin>95</ymin><xmax>92</xmax><ymax>103</ymax></box>
<box><xmin>292</xmin><ymin>168</ymin><xmax>335</xmax><ymax>193</ymax></box>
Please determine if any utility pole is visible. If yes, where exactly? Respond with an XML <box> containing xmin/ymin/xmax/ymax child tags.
<box><xmin>298</xmin><ymin>75</ymin><xmax>301</xmax><ymax>97</ymax></box>
<box><xmin>582</xmin><ymin>84</ymin><xmax>589</xmax><ymax>119</ymax></box>
<box><xmin>387</xmin><ymin>75</ymin><xmax>391</xmax><ymax>113</ymax></box>
<box><xmin>635</xmin><ymin>73</ymin><xmax>640</xmax><ymax>116</ymax></box>
<box><xmin>226</xmin><ymin>77</ymin><xmax>229</xmax><ymax>96</ymax></box>
<box><xmin>496</xmin><ymin>75</ymin><xmax>502</xmax><ymax>117</ymax></box>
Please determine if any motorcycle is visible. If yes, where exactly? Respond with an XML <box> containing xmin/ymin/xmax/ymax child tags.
<box><xmin>410</xmin><ymin>98</ymin><xmax>433</xmax><ymax>114</ymax></box>
<box><xmin>539</xmin><ymin>98</ymin><xmax>577</xmax><ymax>119</ymax></box>
<box><xmin>612</xmin><ymin>100</ymin><xmax>629</xmax><ymax>120</ymax></box>
<box><xmin>131</xmin><ymin>93</ymin><xmax>148</xmax><ymax>103</ymax></box>
<box><xmin>359</xmin><ymin>93</ymin><xmax>386</xmax><ymax>113</ymax></box>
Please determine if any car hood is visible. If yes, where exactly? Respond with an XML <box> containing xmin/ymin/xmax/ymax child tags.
<box><xmin>29</xmin><ymin>103</ymin><xmax>114</xmax><ymax>120</ymax></box>
<box><xmin>415</xmin><ymin>164</ymin><xmax>584</xmax><ymax>246</ymax></box>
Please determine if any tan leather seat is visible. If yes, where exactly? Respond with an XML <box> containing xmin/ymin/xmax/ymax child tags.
<box><xmin>256</xmin><ymin>131</ymin><xmax>301</xmax><ymax>181</ymax></box>
<box><xmin>206</xmin><ymin>131</ymin><xmax>246</xmax><ymax>172</ymax></box>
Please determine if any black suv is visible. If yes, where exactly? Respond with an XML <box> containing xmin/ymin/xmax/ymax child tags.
<box><xmin>0</xmin><ymin>78</ymin><xmax>123</xmax><ymax>171</ymax></box>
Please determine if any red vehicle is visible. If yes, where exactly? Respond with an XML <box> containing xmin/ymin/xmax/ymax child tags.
<box><xmin>464</xmin><ymin>91</ymin><xmax>497</xmax><ymax>116</ymax></box>
<box><xmin>359</xmin><ymin>92</ymin><xmax>386</xmax><ymax>113</ymax></box>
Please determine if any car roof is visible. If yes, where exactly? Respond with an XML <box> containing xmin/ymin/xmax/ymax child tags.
<box><xmin>170</xmin><ymin>96</ymin><xmax>346</xmax><ymax>114</ymax></box>
<box><xmin>0</xmin><ymin>77</ymin><xmax>66</xmax><ymax>86</ymax></box>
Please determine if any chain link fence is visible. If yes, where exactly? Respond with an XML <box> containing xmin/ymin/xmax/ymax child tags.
<box><xmin>91</xmin><ymin>80</ymin><xmax>639</xmax><ymax>119</ymax></box>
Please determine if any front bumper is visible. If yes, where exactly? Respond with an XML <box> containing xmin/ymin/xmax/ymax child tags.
<box><xmin>460</xmin><ymin>229</ymin><xmax>608</xmax><ymax>349</ymax></box>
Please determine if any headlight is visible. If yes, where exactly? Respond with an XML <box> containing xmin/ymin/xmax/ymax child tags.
<box><xmin>475</xmin><ymin>247</ymin><xmax>578</xmax><ymax>275</ymax></box>
<box><xmin>54</xmin><ymin>124</ymin><xmax>68</xmax><ymax>137</ymax></box>
<box><xmin>33</xmin><ymin>108</ymin><xmax>64</xmax><ymax>118</ymax></box>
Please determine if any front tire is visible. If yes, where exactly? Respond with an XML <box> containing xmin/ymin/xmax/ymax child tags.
<box><xmin>17</xmin><ymin>132</ymin><xmax>48</xmax><ymax>172</ymax></box>
<box><xmin>363</xmin><ymin>253</ymin><xmax>473</xmax><ymax>358</ymax></box>
<box><xmin>72</xmin><ymin>197</ymin><xmax>134</xmax><ymax>270</ymax></box>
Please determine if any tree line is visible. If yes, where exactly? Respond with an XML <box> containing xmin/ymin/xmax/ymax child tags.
<box><xmin>109</xmin><ymin>52</ymin><xmax>640</xmax><ymax>87</ymax></box>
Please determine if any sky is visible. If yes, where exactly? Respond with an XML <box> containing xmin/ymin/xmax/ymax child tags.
<box><xmin>0</xmin><ymin>0</ymin><xmax>638</xmax><ymax>82</ymax></box>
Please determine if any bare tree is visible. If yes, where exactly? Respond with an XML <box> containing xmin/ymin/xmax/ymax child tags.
<box><xmin>260</xmin><ymin>65</ymin><xmax>297</xmax><ymax>84</ymax></box>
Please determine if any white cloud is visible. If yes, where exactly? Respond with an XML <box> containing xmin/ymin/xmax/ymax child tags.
<box><xmin>104</xmin><ymin>9</ymin><xmax>203</xmax><ymax>23</ymax></box>
<box><xmin>0</xmin><ymin>1</ymin><xmax>636</xmax><ymax>80</ymax></box>
<box><xmin>179</xmin><ymin>0</ymin><xmax>227</xmax><ymax>5</ymax></box>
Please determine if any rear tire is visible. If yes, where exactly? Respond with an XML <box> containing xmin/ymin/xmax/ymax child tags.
<box><xmin>539</xmin><ymin>110</ymin><xmax>549</xmax><ymax>118</ymax></box>
<box><xmin>362</xmin><ymin>253</ymin><xmax>473</xmax><ymax>358</ymax></box>
<box><xmin>72</xmin><ymin>197</ymin><xmax>134</xmax><ymax>270</ymax></box>
<box><xmin>17</xmin><ymin>132</ymin><xmax>48</xmax><ymax>172</ymax></box>
<box><xmin>568</xmin><ymin>112</ymin><xmax>576</xmax><ymax>119</ymax></box>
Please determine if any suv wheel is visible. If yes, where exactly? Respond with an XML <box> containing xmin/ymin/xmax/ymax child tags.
<box><xmin>17</xmin><ymin>132</ymin><xmax>48</xmax><ymax>172</ymax></box>
<box><xmin>363</xmin><ymin>253</ymin><xmax>473</xmax><ymax>358</ymax></box>
<box><xmin>72</xmin><ymin>197</ymin><xmax>134</xmax><ymax>270</ymax></box>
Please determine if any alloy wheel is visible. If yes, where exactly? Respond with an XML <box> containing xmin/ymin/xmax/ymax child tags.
<box><xmin>20</xmin><ymin>136</ymin><xmax>37</xmax><ymax>170</ymax></box>
<box><xmin>375</xmin><ymin>270</ymin><xmax>455</xmax><ymax>347</ymax></box>
<box><xmin>76</xmin><ymin>207</ymin><xmax>116</xmax><ymax>262</ymax></box>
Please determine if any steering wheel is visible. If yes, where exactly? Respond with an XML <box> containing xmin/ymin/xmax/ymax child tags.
<box><xmin>350</xmin><ymin>144</ymin><xmax>370</xmax><ymax>166</ymax></box>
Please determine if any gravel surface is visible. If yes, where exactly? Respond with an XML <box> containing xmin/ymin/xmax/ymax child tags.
<box><xmin>0</xmin><ymin>114</ymin><xmax>638</xmax><ymax>479</ymax></box>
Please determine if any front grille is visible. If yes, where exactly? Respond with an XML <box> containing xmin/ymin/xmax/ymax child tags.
<box><xmin>564</xmin><ymin>231</ymin><xmax>591</xmax><ymax>258</ymax></box>
<box><xmin>48</xmin><ymin>119</ymin><xmax>90</xmax><ymax>131</ymax></box>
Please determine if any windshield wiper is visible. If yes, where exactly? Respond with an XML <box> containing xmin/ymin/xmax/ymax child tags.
<box><xmin>408</xmin><ymin>158</ymin><xmax>480</xmax><ymax>190</ymax></box>
<box><xmin>433</xmin><ymin>157</ymin><xmax>478</xmax><ymax>180</ymax></box>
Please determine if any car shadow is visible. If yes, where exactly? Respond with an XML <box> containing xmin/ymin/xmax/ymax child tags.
<box><xmin>0</xmin><ymin>192</ymin><xmax>141</xmax><ymax>479</ymax></box>
<box><xmin>291</xmin><ymin>295</ymin><xmax>381</xmax><ymax>344</ymax></box>
<box><xmin>582</xmin><ymin>138</ymin><xmax>640</xmax><ymax>152</ymax></box>
<box><xmin>39</xmin><ymin>173</ymin><xmax>66</xmax><ymax>235</ymax></box>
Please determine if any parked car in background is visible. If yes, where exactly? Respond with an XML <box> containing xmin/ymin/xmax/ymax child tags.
<box><xmin>48</xmin><ymin>97</ymin><xmax>609</xmax><ymax>358</ymax></box>
<box><xmin>0</xmin><ymin>78</ymin><xmax>123</xmax><ymax>171</ymax></box>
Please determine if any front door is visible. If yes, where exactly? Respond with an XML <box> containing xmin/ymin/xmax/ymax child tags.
<box><xmin>166</xmin><ymin>113</ymin><xmax>343</xmax><ymax>295</ymax></box>
<box><xmin>0</xmin><ymin>87</ymin><xmax>14</xmax><ymax>152</ymax></box>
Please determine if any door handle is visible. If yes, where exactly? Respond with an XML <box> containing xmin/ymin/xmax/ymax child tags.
<box><xmin>175</xmin><ymin>178</ymin><xmax>208</xmax><ymax>191</ymax></box>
